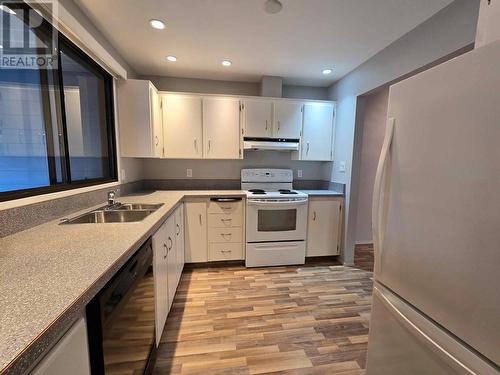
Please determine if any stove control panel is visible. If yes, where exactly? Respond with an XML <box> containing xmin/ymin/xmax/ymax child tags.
<box><xmin>241</xmin><ymin>169</ymin><xmax>293</xmax><ymax>183</ymax></box>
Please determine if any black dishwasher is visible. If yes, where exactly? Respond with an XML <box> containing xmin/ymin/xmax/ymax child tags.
<box><xmin>86</xmin><ymin>239</ymin><xmax>156</xmax><ymax>375</ymax></box>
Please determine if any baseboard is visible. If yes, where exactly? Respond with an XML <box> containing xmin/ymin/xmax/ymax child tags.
<box><xmin>355</xmin><ymin>241</ymin><xmax>373</xmax><ymax>245</ymax></box>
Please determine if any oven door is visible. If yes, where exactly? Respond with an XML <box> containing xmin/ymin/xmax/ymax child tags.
<box><xmin>246</xmin><ymin>198</ymin><xmax>308</xmax><ymax>242</ymax></box>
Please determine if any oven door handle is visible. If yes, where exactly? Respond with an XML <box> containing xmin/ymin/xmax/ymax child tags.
<box><xmin>248</xmin><ymin>199</ymin><xmax>308</xmax><ymax>206</ymax></box>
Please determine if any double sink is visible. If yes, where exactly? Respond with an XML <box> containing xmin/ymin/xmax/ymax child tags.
<box><xmin>62</xmin><ymin>202</ymin><xmax>164</xmax><ymax>224</ymax></box>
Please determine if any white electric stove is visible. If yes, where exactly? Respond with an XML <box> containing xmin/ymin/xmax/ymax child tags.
<box><xmin>241</xmin><ymin>169</ymin><xmax>308</xmax><ymax>267</ymax></box>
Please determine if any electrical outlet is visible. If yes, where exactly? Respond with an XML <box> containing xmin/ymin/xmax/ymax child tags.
<box><xmin>297</xmin><ymin>170</ymin><xmax>303</xmax><ymax>178</ymax></box>
<box><xmin>339</xmin><ymin>161</ymin><xmax>346</xmax><ymax>173</ymax></box>
<box><xmin>121</xmin><ymin>168</ymin><xmax>126</xmax><ymax>182</ymax></box>
<box><xmin>186</xmin><ymin>168</ymin><xmax>193</xmax><ymax>178</ymax></box>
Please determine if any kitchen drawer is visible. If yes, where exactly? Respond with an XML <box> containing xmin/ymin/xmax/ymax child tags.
<box><xmin>207</xmin><ymin>199</ymin><xmax>243</xmax><ymax>215</ymax></box>
<box><xmin>208</xmin><ymin>227</ymin><xmax>243</xmax><ymax>243</ymax></box>
<box><xmin>208</xmin><ymin>213</ymin><xmax>242</xmax><ymax>228</ymax></box>
<box><xmin>209</xmin><ymin>242</ymin><xmax>243</xmax><ymax>261</ymax></box>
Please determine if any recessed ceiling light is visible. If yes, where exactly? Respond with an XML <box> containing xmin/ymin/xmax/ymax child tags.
<box><xmin>166</xmin><ymin>55</ymin><xmax>177</xmax><ymax>62</ymax></box>
<box><xmin>221</xmin><ymin>60</ymin><xmax>232</xmax><ymax>67</ymax></box>
<box><xmin>322</xmin><ymin>68</ymin><xmax>333</xmax><ymax>75</ymax></box>
<box><xmin>149</xmin><ymin>19</ymin><xmax>165</xmax><ymax>30</ymax></box>
<box><xmin>264</xmin><ymin>0</ymin><xmax>283</xmax><ymax>14</ymax></box>
<box><xmin>0</xmin><ymin>5</ymin><xmax>16</xmax><ymax>14</ymax></box>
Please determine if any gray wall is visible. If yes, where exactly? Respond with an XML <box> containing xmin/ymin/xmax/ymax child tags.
<box><xmin>143</xmin><ymin>151</ymin><xmax>331</xmax><ymax>181</ymax></box>
<box><xmin>143</xmin><ymin>76</ymin><xmax>260</xmax><ymax>96</ymax></box>
<box><xmin>328</xmin><ymin>0</ymin><xmax>480</xmax><ymax>265</ymax></box>
<box><xmin>142</xmin><ymin>75</ymin><xmax>329</xmax><ymax>100</ymax></box>
<box><xmin>354</xmin><ymin>88</ymin><xmax>389</xmax><ymax>244</ymax></box>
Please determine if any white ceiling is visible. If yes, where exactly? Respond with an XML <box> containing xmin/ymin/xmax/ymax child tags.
<box><xmin>76</xmin><ymin>0</ymin><xmax>452</xmax><ymax>86</ymax></box>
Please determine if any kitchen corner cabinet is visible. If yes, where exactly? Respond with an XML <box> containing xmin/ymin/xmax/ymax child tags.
<box><xmin>30</xmin><ymin>318</ymin><xmax>91</xmax><ymax>375</ymax></box>
<box><xmin>117</xmin><ymin>79</ymin><xmax>163</xmax><ymax>158</ymax></box>
<box><xmin>306</xmin><ymin>197</ymin><xmax>342</xmax><ymax>257</ymax></box>
<box><xmin>300</xmin><ymin>102</ymin><xmax>335</xmax><ymax>161</ymax></box>
<box><xmin>202</xmin><ymin>97</ymin><xmax>242</xmax><ymax>159</ymax></box>
<box><xmin>184</xmin><ymin>199</ymin><xmax>208</xmax><ymax>262</ymax></box>
<box><xmin>243</xmin><ymin>99</ymin><xmax>273</xmax><ymax>138</ymax></box>
<box><xmin>162</xmin><ymin>94</ymin><xmax>203</xmax><ymax>159</ymax></box>
<box><xmin>273</xmin><ymin>101</ymin><xmax>303</xmax><ymax>139</ymax></box>
<box><xmin>152</xmin><ymin>203</ymin><xmax>184</xmax><ymax>346</ymax></box>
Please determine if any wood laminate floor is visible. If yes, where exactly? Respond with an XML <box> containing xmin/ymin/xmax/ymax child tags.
<box><xmin>153</xmin><ymin>246</ymin><xmax>374</xmax><ymax>375</ymax></box>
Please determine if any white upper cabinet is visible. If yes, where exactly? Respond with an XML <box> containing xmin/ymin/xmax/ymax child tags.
<box><xmin>301</xmin><ymin>103</ymin><xmax>335</xmax><ymax>161</ymax></box>
<box><xmin>273</xmin><ymin>101</ymin><xmax>303</xmax><ymax>139</ymax></box>
<box><xmin>202</xmin><ymin>97</ymin><xmax>242</xmax><ymax>159</ymax></box>
<box><xmin>162</xmin><ymin>94</ymin><xmax>203</xmax><ymax>159</ymax></box>
<box><xmin>243</xmin><ymin>99</ymin><xmax>273</xmax><ymax>138</ymax></box>
<box><xmin>118</xmin><ymin>80</ymin><xmax>162</xmax><ymax>158</ymax></box>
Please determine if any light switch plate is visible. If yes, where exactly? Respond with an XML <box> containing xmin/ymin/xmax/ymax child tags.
<box><xmin>297</xmin><ymin>170</ymin><xmax>303</xmax><ymax>178</ymax></box>
<box><xmin>339</xmin><ymin>161</ymin><xmax>346</xmax><ymax>173</ymax></box>
<box><xmin>186</xmin><ymin>168</ymin><xmax>193</xmax><ymax>178</ymax></box>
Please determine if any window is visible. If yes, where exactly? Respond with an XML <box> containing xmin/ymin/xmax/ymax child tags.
<box><xmin>0</xmin><ymin>3</ymin><xmax>116</xmax><ymax>201</ymax></box>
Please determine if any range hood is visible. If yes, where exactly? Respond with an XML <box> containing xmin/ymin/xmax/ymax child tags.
<box><xmin>243</xmin><ymin>137</ymin><xmax>300</xmax><ymax>151</ymax></box>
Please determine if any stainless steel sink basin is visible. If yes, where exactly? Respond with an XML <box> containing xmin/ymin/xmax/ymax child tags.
<box><xmin>113</xmin><ymin>203</ymin><xmax>164</xmax><ymax>211</ymax></box>
<box><xmin>63</xmin><ymin>209</ymin><xmax>155</xmax><ymax>224</ymax></box>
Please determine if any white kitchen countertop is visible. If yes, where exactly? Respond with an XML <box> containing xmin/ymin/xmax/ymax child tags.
<box><xmin>300</xmin><ymin>190</ymin><xmax>344</xmax><ymax>196</ymax></box>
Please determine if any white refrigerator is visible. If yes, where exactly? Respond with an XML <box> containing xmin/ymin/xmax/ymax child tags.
<box><xmin>366</xmin><ymin>40</ymin><xmax>500</xmax><ymax>374</ymax></box>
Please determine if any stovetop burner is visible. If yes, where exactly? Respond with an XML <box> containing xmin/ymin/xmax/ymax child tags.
<box><xmin>278</xmin><ymin>189</ymin><xmax>298</xmax><ymax>195</ymax></box>
<box><xmin>249</xmin><ymin>189</ymin><xmax>266</xmax><ymax>195</ymax></box>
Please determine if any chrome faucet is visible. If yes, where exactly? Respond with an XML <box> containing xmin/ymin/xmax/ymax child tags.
<box><xmin>108</xmin><ymin>190</ymin><xmax>116</xmax><ymax>206</ymax></box>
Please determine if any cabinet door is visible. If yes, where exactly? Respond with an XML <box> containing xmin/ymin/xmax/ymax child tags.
<box><xmin>31</xmin><ymin>318</ymin><xmax>91</xmax><ymax>375</ymax></box>
<box><xmin>301</xmin><ymin>103</ymin><xmax>334</xmax><ymax>161</ymax></box>
<box><xmin>150</xmin><ymin>85</ymin><xmax>163</xmax><ymax>158</ymax></box>
<box><xmin>184</xmin><ymin>201</ymin><xmax>208</xmax><ymax>262</ymax></box>
<box><xmin>174</xmin><ymin>204</ymin><xmax>185</xmax><ymax>283</ymax></box>
<box><xmin>274</xmin><ymin>101</ymin><xmax>303</xmax><ymax>139</ymax></box>
<box><xmin>118</xmin><ymin>79</ymin><xmax>156</xmax><ymax>157</ymax></box>
<box><xmin>244</xmin><ymin>99</ymin><xmax>273</xmax><ymax>138</ymax></box>
<box><xmin>152</xmin><ymin>222</ymin><xmax>168</xmax><ymax>345</ymax></box>
<box><xmin>306</xmin><ymin>198</ymin><xmax>342</xmax><ymax>256</ymax></box>
<box><xmin>162</xmin><ymin>94</ymin><xmax>203</xmax><ymax>158</ymax></box>
<box><xmin>203</xmin><ymin>97</ymin><xmax>241</xmax><ymax>159</ymax></box>
<box><xmin>165</xmin><ymin>214</ymin><xmax>177</xmax><ymax>310</ymax></box>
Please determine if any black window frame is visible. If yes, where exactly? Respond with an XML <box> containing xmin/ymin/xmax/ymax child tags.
<box><xmin>0</xmin><ymin>3</ymin><xmax>117</xmax><ymax>202</ymax></box>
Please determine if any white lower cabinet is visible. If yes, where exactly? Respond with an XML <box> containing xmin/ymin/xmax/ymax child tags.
<box><xmin>30</xmin><ymin>318</ymin><xmax>90</xmax><ymax>375</ymax></box>
<box><xmin>184</xmin><ymin>199</ymin><xmax>208</xmax><ymax>262</ymax></box>
<box><xmin>152</xmin><ymin>203</ymin><xmax>184</xmax><ymax>346</ymax></box>
<box><xmin>306</xmin><ymin>197</ymin><xmax>342</xmax><ymax>256</ymax></box>
<box><xmin>184</xmin><ymin>197</ymin><xmax>245</xmax><ymax>263</ymax></box>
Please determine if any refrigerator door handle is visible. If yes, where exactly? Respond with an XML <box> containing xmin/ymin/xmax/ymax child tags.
<box><xmin>372</xmin><ymin>117</ymin><xmax>395</xmax><ymax>273</ymax></box>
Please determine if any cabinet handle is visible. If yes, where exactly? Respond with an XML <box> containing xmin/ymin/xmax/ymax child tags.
<box><xmin>155</xmin><ymin>135</ymin><xmax>159</xmax><ymax>146</ymax></box>
<box><xmin>313</xmin><ymin>211</ymin><xmax>316</xmax><ymax>221</ymax></box>
<box><xmin>221</xmin><ymin>250</ymin><xmax>232</xmax><ymax>253</ymax></box>
<box><xmin>208</xmin><ymin>139</ymin><xmax>211</xmax><ymax>153</ymax></box>
<box><xmin>210</xmin><ymin>197</ymin><xmax>242</xmax><ymax>202</ymax></box>
<box><xmin>163</xmin><ymin>243</ymin><xmax>167</xmax><ymax>259</ymax></box>
<box><xmin>199</xmin><ymin>214</ymin><xmax>202</xmax><ymax>224</ymax></box>
<box><xmin>176</xmin><ymin>223</ymin><xmax>180</xmax><ymax>235</ymax></box>
<box><xmin>306</xmin><ymin>142</ymin><xmax>310</xmax><ymax>155</ymax></box>
<box><xmin>265</xmin><ymin>120</ymin><xmax>268</xmax><ymax>130</ymax></box>
<box><xmin>221</xmin><ymin>218</ymin><xmax>232</xmax><ymax>222</ymax></box>
<box><xmin>194</xmin><ymin>138</ymin><xmax>198</xmax><ymax>151</ymax></box>
<box><xmin>167</xmin><ymin>236</ymin><xmax>173</xmax><ymax>251</ymax></box>
<box><xmin>277</xmin><ymin>120</ymin><xmax>280</xmax><ymax>131</ymax></box>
